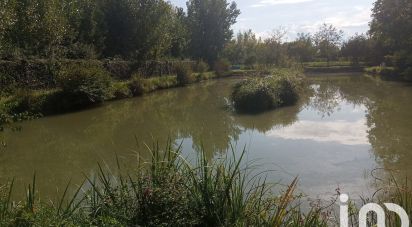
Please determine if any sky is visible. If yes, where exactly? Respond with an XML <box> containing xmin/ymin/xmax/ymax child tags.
<box><xmin>169</xmin><ymin>0</ymin><xmax>375</xmax><ymax>40</ymax></box>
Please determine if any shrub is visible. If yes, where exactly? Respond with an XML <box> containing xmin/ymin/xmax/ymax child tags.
<box><xmin>65</xmin><ymin>43</ymin><xmax>98</xmax><ymax>59</ymax></box>
<box><xmin>176</xmin><ymin>64</ymin><xmax>194</xmax><ymax>85</ymax></box>
<box><xmin>231</xmin><ymin>70</ymin><xmax>303</xmax><ymax>113</ymax></box>
<box><xmin>149</xmin><ymin>76</ymin><xmax>178</xmax><ymax>89</ymax></box>
<box><xmin>111</xmin><ymin>82</ymin><xmax>132</xmax><ymax>99</ymax></box>
<box><xmin>57</xmin><ymin>64</ymin><xmax>112</xmax><ymax>107</ymax></box>
<box><xmin>0</xmin><ymin>90</ymin><xmax>51</xmax><ymax>127</ymax></box>
<box><xmin>103</xmin><ymin>59</ymin><xmax>132</xmax><ymax>80</ymax></box>
<box><xmin>214</xmin><ymin>59</ymin><xmax>231</xmax><ymax>77</ymax></box>
<box><xmin>194</xmin><ymin>60</ymin><xmax>209</xmax><ymax>73</ymax></box>
<box><xmin>129</xmin><ymin>74</ymin><xmax>152</xmax><ymax>96</ymax></box>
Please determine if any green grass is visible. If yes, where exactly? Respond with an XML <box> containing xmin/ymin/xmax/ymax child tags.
<box><xmin>364</xmin><ymin>66</ymin><xmax>396</xmax><ymax>76</ymax></box>
<box><xmin>303</xmin><ymin>61</ymin><xmax>361</xmax><ymax>67</ymax></box>
<box><xmin>2</xmin><ymin>142</ymin><xmax>412</xmax><ymax>226</ymax></box>
<box><xmin>0</xmin><ymin>143</ymin><xmax>330</xmax><ymax>226</ymax></box>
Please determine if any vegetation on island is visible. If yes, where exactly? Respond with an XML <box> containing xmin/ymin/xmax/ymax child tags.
<box><xmin>231</xmin><ymin>69</ymin><xmax>305</xmax><ymax>113</ymax></box>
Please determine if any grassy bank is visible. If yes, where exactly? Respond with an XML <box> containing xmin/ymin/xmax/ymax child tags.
<box><xmin>0</xmin><ymin>144</ymin><xmax>330</xmax><ymax>226</ymax></box>
<box><xmin>0</xmin><ymin>59</ymin><xmax>234</xmax><ymax>129</ymax></box>
<box><xmin>303</xmin><ymin>61</ymin><xmax>365</xmax><ymax>74</ymax></box>
<box><xmin>231</xmin><ymin>69</ymin><xmax>305</xmax><ymax>113</ymax></box>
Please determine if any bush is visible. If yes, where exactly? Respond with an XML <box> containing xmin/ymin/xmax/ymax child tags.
<box><xmin>214</xmin><ymin>59</ymin><xmax>231</xmax><ymax>77</ymax></box>
<box><xmin>194</xmin><ymin>60</ymin><xmax>209</xmax><ymax>73</ymax></box>
<box><xmin>364</xmin><ymin>66</ymin><xmax>397</xmax><ymax>79</ymax></box>
<box><xmin>111</xmin><ymin>82</ymin><xmax>132</xmax><ymax>99</ymax></box>
<box><xmin>231</xmin><ymin>70</ymin><xmax>303</xmax><ymax>113</ymax></box>
<box><xmin>176</xmin><ymin>64</ymin><xmax>194</xmax><ymax>85</ymax></box>
<box><xmin>65</xmin><ymin>43</ymin><xmax>98</xmax><ymax>59</ymax></box>
<box><xmin>57</xmin><ymin>64</ymin><xmax>112</xmax><ymax>107</ymax></box>
<box><xmin>129</xmin><ymin>74</ymin><xmax>152</xmax><ymax>96</ymax></box>
<box><xmin>103</xmin><ymin>60</ymin><xmax>133</xmax><ymax>80</ymax></box>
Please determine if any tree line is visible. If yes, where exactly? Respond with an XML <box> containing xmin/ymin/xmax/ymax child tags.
<box><xmin>224</xmin><ymin>0</ymin><xmax>411</xmax><ymax>78</ymax></box>
<box><xmin>0</xmin><ymin>0</ymin><xmax>239</xmax><ymax>65</ymax></box>
<box><xmin>0</xmin><ymin>0</ymin><xmax>410</xmax><ymax>76</ymax></box>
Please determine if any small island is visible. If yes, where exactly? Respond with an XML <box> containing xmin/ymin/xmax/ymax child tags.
<box><xmin>231</xmin><ymin>69</ymin><xmax>304</xmax><ymax>113</ymax></box>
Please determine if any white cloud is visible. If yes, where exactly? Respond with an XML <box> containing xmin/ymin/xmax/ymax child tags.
<box><xmin>251</xmin><ymin>0</ymin><xmax>314</xmax><ymax>7</ymax></box>
<box><xmin>299</xmin><ymin>6</ymin><xmax>372</xmax><ymax>33</ymax></box>
<box><xmin>267</xmin><ymin>119</ymin><xmax>369</xmax><ymax>145</ymax></box>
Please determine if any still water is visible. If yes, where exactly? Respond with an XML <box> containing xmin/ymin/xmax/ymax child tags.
<box><xmin>1</xmin><ymin>74</ymin><xmax>412</xmax><ymax>199</ymax></box>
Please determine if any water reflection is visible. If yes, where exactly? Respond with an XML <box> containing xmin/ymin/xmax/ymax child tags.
<box><xmin>1</xmin><ymin>75</ymin><xmax>412</xmax><ymax>198</ymax></box>
<box><xmin>267</xmin><ymin>119</ymin><xmax>369</xmax><ymax>145</ymax></box>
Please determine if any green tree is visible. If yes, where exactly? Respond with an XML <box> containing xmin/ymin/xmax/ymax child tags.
<box><xmin>169</xmin><ymin>7</ymin><xmax>189</xmax><ymax>58</ymax></box>
<box><xmin>63</xmin><ymin>0</ymin><xmax>106</xmax><ymax>58</ymax></box>
<box><xmin>341</xmin><ymin>34</ymin><xmax>369</xmax><ymax>65</ymax></box>
<box><xmin>287</xmin><ymin>33</ymin><xmax>315</xmax><ymax>62</ymax></box>
<box><xmin>100</xmin><ymin>0</ymin><xmax>180</xmax><ymax>60</ymax></box>
<box><xmin>314</xmin><ymin>23</ymin><xmax>343</xmax><ymax>65</ymax></box>
<box><xmin>223</xmin><ymin>30</ymin><xmax>259</xmax><ymax>65</ymax></box>
<box><xmin>259</xmin><ymin>28</ymin><xmax>288</xmax><ymax>66</ymax></box>
<box><xmin>3</xmin><ymin>0</ymin><xmax>68</xmax><ymax>57</ymax></box>
<box><xmin>187</xmin><ymin>0</ymin><xmax>240</xmax><ymax>64</ymax></box>
<box><xmin>370</xmin><ymin>0</ymin><xmax>412</xmax><ymax>77</ymax></box>
<box><xmin>0</xmin><ymin>0</ymin><xmax>16</xmax><ymax>57</ymax></box>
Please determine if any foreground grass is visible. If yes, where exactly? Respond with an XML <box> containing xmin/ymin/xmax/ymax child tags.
<box><xmin>1</xmin><ymin>143</ymin><xmax>412</xmax><ymax>226</ymax></box>
<box><xmin>0</xmin><ymin>143</ymin><xmax>330</xmax><ymax>227</ymax></box>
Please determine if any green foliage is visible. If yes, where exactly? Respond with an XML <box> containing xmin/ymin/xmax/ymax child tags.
<box><xmin>103</xmin><ymin>59</ymin><xmax>133</xmax><ymax>80</ymax></box>
<box><xmin>2</xmin><ymin>0</ymin><xmax>68</xmax><ymax>58</ymax></box>
<box><xmin>224</xmin><ymin>30</ymin><xmax>259</xmax><ymax>65</ymax></box>
<box><xmin>187</xmin><ymin>0</ymin><xmax>240</xmax><ymax>64</ymax></box>
<box><xmin>231</xmin><ymin>70</ymin><xmax>304</xmax><ymax>113</ymax></box>
<box><xmin>100</xmin><ymin>0</ymin><xmax>184</xmax><ymax>60</ymax></box>
<box><xmin>111</xmin><ymin>82</ymin><xmax>132</xmax><ymax>100</ymax></box>
<box><xmin>287</xmin><ymin>33</ymin><xmax>315</xmax><ymax>62</ymax></box>
<box><xmin>341</xmin><ymin>34</ymin><xmax>370</xmax><ymax>65</ymax></box>
<box><xmin>194</xmin><ymin>60</ymin><xmax>209</xmax><ymax>73</ymax></box>
<box><xmin>370</xmin><ymin>0</ymin><xmax>412</xmax><ymax>76</ymax></box>
<box><xmin>313</xmin><ymin>23</ymin><xmax>343</xmax><ymax>65</ymax></box>
<box><xmin>128</xmin><ymin>74</ymin><xmax>178</xmax><ymax>96</ymax></box>
<box><xmin>214</xmin><ymin>59</ymin><xmax>231</xmax><ymax>77</ymax></box>
<box><xmin>57</xmin><ymin>64</ymin><xmax>112</xmax><ymax>106</ymax></box>
<box><xmin>0</xmin><ymin>143</ymin><xmax>330</xmax><ymax>226</ymax></box>
<box><xmin>176</xmin><ymin>64</ymin><xmax>194</xmax><ymax>85</ymax></box>
<box><xmin>128</xmin><ymin>74</ymin><xmax>151</xmax><ymax>96</ymax></box>
<box><xmin>0</xmin><ymin>0</ymin><xmax>217</xmax><ymax>62</ymax></box>
<box><xmin>365</xmin><ymin>66</ymin><xmax>397</xmax><ymax>79</ymax></box>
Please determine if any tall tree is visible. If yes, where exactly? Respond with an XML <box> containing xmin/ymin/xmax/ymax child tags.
<box><xmin>0</xmin><ymin>0</ymin><xmax>15</xmax><ymax>56</ymax></box>
<box><xmin>63</xmin><ymin>0</ymin><xmax>106</xmax><ymax>58</ymax></box>
<box><xmin>370</xmin><ymin>0</ymin><xmax>412</xmax><ymax>77</ymax></box>
<box><xmin>224</xmin><ymin>30</ymin><xmax>259</xmax><ymax>65</ymax></box>
<box><xmin>314</xmin><ymin>23</ymin><xmax>343</xmax><ymax>65</ymax></box>
<box><xmin>287</xmin><ymin>33</ymin><xmax>315</xmax><ymax>62</ymax></box>
<box><xmin>341</xmin><ymin>34</ymin><xmax>369</xmax><ymax>65</ymax></box>
<box><xmin>3</xmin><ymin>0</ymin><xmax>68</xmax><ymax>57</ymax></box>
<box><xmin>187</xmin><ymin>0</ymin><xmax>240</xmax><ymax>64</ymax></box>
<box><xmin>259</xmin><ymin>27</ymin><xmax>288</xmax><ymax>65</ymax></box>
<box><xmin>100</xmin><ymin>0</ymin><xmax>180</xmax><ymax>60</ymax></box>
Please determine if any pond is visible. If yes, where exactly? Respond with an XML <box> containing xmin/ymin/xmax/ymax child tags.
<box><xmin>1</xmin><ymin>74</ymin><xmax>412</xmax><ymax>200</ymax></box>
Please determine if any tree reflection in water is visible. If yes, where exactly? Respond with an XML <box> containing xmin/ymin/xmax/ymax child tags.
<box><xmin>1</xmin><ymin>75</ymin><xmax>412</xmax><ymax>196</ymax></box>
